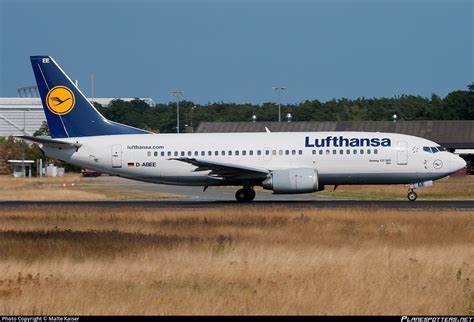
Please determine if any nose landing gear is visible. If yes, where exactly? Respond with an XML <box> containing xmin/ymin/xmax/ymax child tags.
<box><xmin>235</xmin><ymin>188</ymin><xmax>256</xmax><ymax>202</ymax></box>
<box><xmin>407</xmin><ymin>189</ymin><xmax>418</xmax><ymax>202</ymax></box>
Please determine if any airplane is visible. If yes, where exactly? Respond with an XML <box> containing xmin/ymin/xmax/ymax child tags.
<box><xmin>20</xmin><ymin>55</ymin><xmax>467</xmax><ymax>202</ymax></box>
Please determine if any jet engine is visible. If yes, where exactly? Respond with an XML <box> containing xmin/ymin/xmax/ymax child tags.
<box><xmin>262</xmin><ymin>168</ymin><xmax>323</xmax><ymax>194</ymax></box>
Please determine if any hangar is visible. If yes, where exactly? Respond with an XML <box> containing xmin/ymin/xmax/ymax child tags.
<box><xmin>197</xmin><ymin>121</ymin><xmax>474</xmax><ymax>173</ymax></box>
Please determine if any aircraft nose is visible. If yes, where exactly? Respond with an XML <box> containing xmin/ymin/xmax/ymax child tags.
<box><xmin>450</xmin><ymin>155</ymin><xmax>467</xmax><ymax>173</ymax></box>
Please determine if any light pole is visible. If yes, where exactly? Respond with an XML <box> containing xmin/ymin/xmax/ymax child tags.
<box><xmin>272</xmin><ymin>86</ymin><xmax>286</xmax><ymax>122</ymax></box>
<box><xmin>171</xmin><ymin>90</ymin><xmax>183</xmax><ymax>133</ymax></box>
<box><xmin>22</xmin><ymin>109</ymin><xmax>28</xmax><ymax>177</ymax></box>
<box><xmin>190</xmin><ymin>105</ymin><xmax>196</xmax><ymax>129</ymax></box>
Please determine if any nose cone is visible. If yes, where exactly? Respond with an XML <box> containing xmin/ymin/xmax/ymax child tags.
<box><xmin>450</xmin><ymin>155</ymin><xmax>467</xmax><ymax>173</ymax></box>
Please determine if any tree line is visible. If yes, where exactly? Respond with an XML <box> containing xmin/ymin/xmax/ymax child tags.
<box><xmin>95</xmin><ymin>84</ymin><xmax>474</xmax><ymax>134</ymax></box>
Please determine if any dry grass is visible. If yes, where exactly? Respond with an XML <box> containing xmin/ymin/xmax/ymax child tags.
<box><xmin>0</xmin><ymin>205</ymin><xmax>472</xmax><ymax>315</ymax></box>
<box><xmin>0</xmin><ymin>175</ymin><xmax>178</xmax><ymax>200</ymax></box>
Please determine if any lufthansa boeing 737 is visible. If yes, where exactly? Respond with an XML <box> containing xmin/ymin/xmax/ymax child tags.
<box><xmin>20</xmin><ymin>56</ymin><xmax>466</xmax><ymax>201</ymax></box>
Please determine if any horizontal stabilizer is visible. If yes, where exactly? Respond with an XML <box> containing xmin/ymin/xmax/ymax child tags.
<box><xmin>16</xmin><ymin>135</ymin><xmax>82</xmax><ymax>149</ymax></box>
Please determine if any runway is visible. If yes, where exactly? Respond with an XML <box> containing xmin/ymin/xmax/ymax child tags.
<box><xmin>1</xmin><ymin>199</ymin><xmax>474</xmax><ymax>210</ymax></box>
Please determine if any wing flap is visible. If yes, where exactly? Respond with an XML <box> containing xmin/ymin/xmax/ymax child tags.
<box><xmin>169</xmin><ymin>158</ymin><xmax>269</xmax><ymax>179</ymax></box>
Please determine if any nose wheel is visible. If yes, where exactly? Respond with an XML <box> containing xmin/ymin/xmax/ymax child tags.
<box><xmin>235</xmin><ymin>188</ymin><xmax>256</xmax><ymax>202</ymax></box>
<box><xmin>407</xmin><ymin>189</ymin><xmax>417</xmax><ymax>202</ymax></box>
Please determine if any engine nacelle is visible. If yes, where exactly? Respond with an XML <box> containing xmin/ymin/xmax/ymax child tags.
<box><xmin>262</xmin><ymin>168</ymin><xmax>323</xmax><ymax>194</ymax></box>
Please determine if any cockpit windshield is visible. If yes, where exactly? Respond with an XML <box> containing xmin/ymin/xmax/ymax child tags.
<box><xmin>423</xmin><ymin>146</ymin><xmax>447</xmax><ymax>153</ymax></box>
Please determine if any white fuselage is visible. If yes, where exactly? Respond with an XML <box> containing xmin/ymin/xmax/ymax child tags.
<box><xmin>42</xmin><ymin>131</ymin><xmax>465</xmax><ymax>188</ymax></box>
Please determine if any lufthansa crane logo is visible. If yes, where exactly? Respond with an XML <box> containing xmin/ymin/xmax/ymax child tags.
<box><xmin>46</xmin><ymin>86</ymin><xmax>75</xmax><ymax>115</ymax></box>
<box><xmin>433</xmin><ymin>159</ymin><xmax>443</xmax><ymax>169</ymax></box>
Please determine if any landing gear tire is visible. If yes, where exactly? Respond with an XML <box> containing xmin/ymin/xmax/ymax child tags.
<box><xmin>407</xmin><ymin>190</ymin><xmax>417</xmax><ymax>202</ymax></box>
<box><xmin>235</xmin><ymin>188</ymin><xmax>256</xmax><ymax>202</ymax></box>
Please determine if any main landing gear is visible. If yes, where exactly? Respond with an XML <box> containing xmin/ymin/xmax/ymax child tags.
<box><xmin>235</xmin><ymin>188</ymin><xmax>256</xmax><ymax>202</ymax></box>
<box><xmin>407</xmin><ymin>189</ymin><xmax>418</xmax><ymax>202</ymax></box>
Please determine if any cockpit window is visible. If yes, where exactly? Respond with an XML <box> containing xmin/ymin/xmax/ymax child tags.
<box><xmin>423</xmin><ymin>146</ymin><xmax>447</xmax><ymax>153</ymax></box>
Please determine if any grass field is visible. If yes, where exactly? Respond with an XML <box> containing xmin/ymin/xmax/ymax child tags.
<box><xmin>0</xmin><ymin>206</ymin><xmax>472</xmax><ymax>315</ymax></box>
<box><xmin>0</xmin><ymin>175</ymin><xmax>178</xmax><ymax>201</ymax></box>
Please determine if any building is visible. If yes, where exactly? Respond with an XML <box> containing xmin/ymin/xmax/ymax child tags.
<box><xmin>197</xmin><ymin>121</ymin><xmax>474</xmax><ymax>149</ymax></box>
<box><xmin>0</xmin><ymin>97</ymin><xmax>155</xmax><ymax>137</ymax></box>
<box><xmin>7</xmin><ymin>160</ymin><xmax>34</xmax><ymax>178</ymax></box>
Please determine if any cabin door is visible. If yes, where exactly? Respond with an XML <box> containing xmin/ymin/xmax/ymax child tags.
<box><xmin>397</xmin><ymin>141</ymin><xmax>408</xmax><ymax>165</ymax></box>
<box><xmin>111</xmin><ymin>145</ymin><xmax>122</xmax><ymax>168</ymax></box>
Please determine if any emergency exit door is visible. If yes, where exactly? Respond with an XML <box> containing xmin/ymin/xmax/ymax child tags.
<box><xmin>111</xmin><ymin>145</ymin><xmax>122</xmax><ymax>168</ymax></box>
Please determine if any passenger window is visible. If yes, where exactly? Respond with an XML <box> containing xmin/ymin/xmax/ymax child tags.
<box><xmin>188</xmin><ymin>151</ymin><xmax>192</xmax><ymax>156</ymax></box>
<box><xmin>285</xmin><ymin>150</ymin><xmax>290</xmax><ymax>155</ymax></box>
<box><xmin>153</xmin><ymin>151</ymin><xmax>157</xmax><ymax>157</ymax></box>
<box><xmin>298</xmin><ymin>150</ymin><xmax>303</xmax><ymax>155</ymax></box>
<box><xmin>161</xmin><ymin>152</ymin><xmax>165</xmax><ymax>157</ymax></box>
<box><xmin>242</xmin><ymin>150</ymin><xmax>246</xmax><ymax>156</ymax></box>
<box><xmin>167</xmin><ymin>151</ymin><xmax>171</xmax><ymax>157</ymax></box>
<box><xmin>325</xmin><ymin>150</ymin><xmax>330</xmax><ymax>155</ymax></box>
<box><xmin>174</xmin><ymin>151</ymin><xmax>178</xmax><ymax>157</ymax></box>
<box><xmin>279</xmin><ymin>150</ymin><xmax>283</xmax><ymax>155</ymax></box>
<box><xmin>265</xmin><ymin>150</ymin><xmax>270</xmax><ymax>155</ymax></box>
<box><xmin>339</xmin><ymin>150</ymin><xmax>343</xmax><ymax>155</ymax></box>
<box><xmin>273</xmin><ymin>150</ymin><xmax>277</xmax><ymax>155</ymax></box>
<box><xmin>332</xmin><ymin>150</ymin><xmax>336</xmax><ymax>155</ymax></box>
<box><xmin>214</xmin><ymin>151</ymin><xmax>218</xmax><ymax>156</ymax></box>
<box><xmin>312</xmin><ymin>150</ymin><xmax>316</xmax><ymax>155</ymax></box>
<box><xmin>346</xmin><ymin>150</ymin><xmax>350</xmax><ymax>155</ymax></box>
<box><xmin>236</xmin><ymin>150</ymin><xmax>240</xmax><ymax>156</ymax></box>
<box><xmin>147</xmin><ymin>151</ymin><xmax>151</xmax><ymax>157</ymax></box>
<box><xmin>181</xmin><ymin>151</ymin><xmax>185</xmax><ymax>157</ymax></box>
<box><xmin>249</xmin><ymin>150</ymin><xmax>253</xmax><ymax>156</ymax></box>
<box><xmin>367</xmin><ymin>149</ymin><xmax>371</xmax><ymax>155</ymax></box>
<box><xmin>353</xmin><ymin>150</ymin><xmax>357</xmax><ymax>155</ymax></box>
<box><xmin>201</xmin><ymin>151</ymin><xmax>205</xmax><ymax>156</ymax></box>
<box><xmin>208</xmin><ymin>151</ymin><xmax>212</xmax><ymax>156</ymax></box>
<box><xmin>228</xmin><ymin>151</ymin><xmax>232</xmax><ymax>156</ymax></box>
<box><xmin>292</xmin><ymin>150</ymin><xmax>296</xmax><ymax>155</ymax></box>
<box><xmin>319</xmin><ymin>150</ymin><xmax>323</xmax><ymax>155</ymax></box>
<box><xmin>360</xmin><ymin>149</ymin><xmax>364</xmax><ymax>154</ymax></box>
<box><xmin>222</xmin><ymin>151</ymin><xmax>226</xmax><ymax>156</ymax></box>
<box><xmin>257</xmin><ymin>150</ymin><xmax>262</xmax><ymax>156</ymax></box>
<box><xmin>194</xmin><ymin>151</ymin><xmax>198</xmax><ymax>156</ymax></box>
<box><xmin>374</xmin><ymin>149</ymin><xmax>378</xmax><ymax>154</ymax></box>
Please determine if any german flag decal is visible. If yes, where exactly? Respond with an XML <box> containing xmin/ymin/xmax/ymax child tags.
<box><xmin>127</xmin><ymin>162</ymin><xmax>135</xmax><ymax>167</ymax></box>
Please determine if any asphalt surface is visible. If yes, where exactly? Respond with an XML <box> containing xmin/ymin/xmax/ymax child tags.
<box><xmin>1</xmin><ymin>199</ymin><xmax>474</xmax><ymax>210</ymax></box>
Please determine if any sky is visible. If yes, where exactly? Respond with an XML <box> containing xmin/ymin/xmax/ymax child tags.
<box><xmin>0</xmin><ymin>0</ymin><xmax>472</xmax><ymax>104</ymax></box>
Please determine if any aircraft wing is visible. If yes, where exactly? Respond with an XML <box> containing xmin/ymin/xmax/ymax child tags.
<box><xmin>169</xmin><ymin>158</ymin><xmax>269</xmax><ymax>179</ymax></box>
<box><xmin>16</xmin><ymin>135</ymin><xmax>82</xmax><ymax>149</ymax></box>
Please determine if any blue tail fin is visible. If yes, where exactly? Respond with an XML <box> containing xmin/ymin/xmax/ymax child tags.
<box><xmin>30</xmin><ymin>56</ymin><xmax>150</xmax><ymax>138</ymax></box>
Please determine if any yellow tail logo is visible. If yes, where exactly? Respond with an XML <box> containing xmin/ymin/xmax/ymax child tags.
<box><xmin>46</xmin><ymin>86</ymin><xmax>75</xmax><ymax>115</ymax></box>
